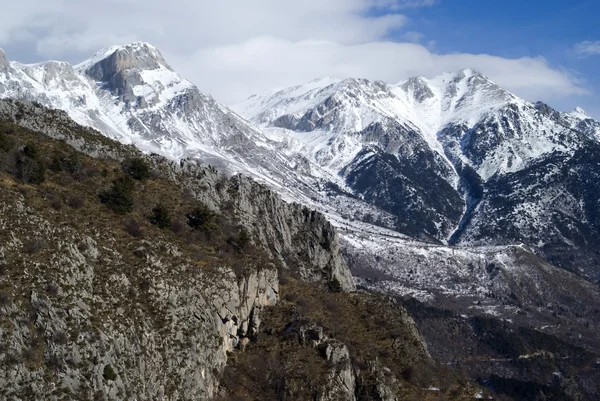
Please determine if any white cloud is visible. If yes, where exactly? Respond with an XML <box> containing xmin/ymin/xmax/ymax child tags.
<box><xmin>171</xmin><ymin>38</ymin><xmax>586</xmax><ymax>104</ymax></box>
<box><xmin>0</xmin><ymin>0</ymin><xmax>588</xmax><ymax>107</ymax></box>
<box><xmin>0</xmin><ymin>0</ymin><xmax>409</xmax><ymax>51</ymax></box>
<box><xmin>573</xmin><ymin>40</ymin><xmax>600</xmax><ymax>57</ymax></box>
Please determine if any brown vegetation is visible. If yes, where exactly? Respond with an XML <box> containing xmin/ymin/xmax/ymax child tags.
<box><xmin>220</xmin><ymin>278</ymin><xmax>480</xmax><ymax>401</ymax></box>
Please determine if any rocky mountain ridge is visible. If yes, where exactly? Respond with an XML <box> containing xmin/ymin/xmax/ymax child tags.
<box><xmin>2</xmin><ymin>44</ymin><xmax>598</xmax><ymax>252</ymax></box>
<box><xmin>0</xmin><ymin>100</ymin><xmax>368</xmax><ymax>399</ymax></box>
<box><xmin>2</xmin><ymin>42</ymin><xmax>599</xmax><ymax>299</ymax></box>
<box><xmin>0</xmin><ymin>42</ymin><xmax>598</xmax><ymax>398</ymax></box>
<box><xmin>2</xmin><ymin>43</ymin><xmax>600</xmax><ymax>334</ymax></box>
<box><xmin>236</xmin><ymin>69</ymin><xmax>600</xmax><ymax>282</ymax></box>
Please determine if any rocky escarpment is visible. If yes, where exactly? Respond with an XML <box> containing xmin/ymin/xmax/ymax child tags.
<box><xmin>83</xmin><ymin>42</ymin><xmax>171</xmax><ymax>83</ymax></box>
<box><xmin>0</xmin><ymin>48</ymin><xmax>11</xmax><ymax>75</ymax></box>
<box><xmin>0</xmin><ymin>99</ymin><xmax>355</xmax><ymax>293</ymax></box>
<box><xmin>164</xmin><ymin>161</ymin><xmax>356</xmax><ymax>292</ymax></box>
<box><xmin>80</xmin><ymin>42</ymin><xmax>181</xmax><ymax>109</ymax></box>
<box><xmin>0</xmin><ymin>187</ymin><xmax>278</xmax><ymax>399</ymax></box>
<box><xmin>0</xmin><ymin>100</ymin><xmax>355</xmax><ymax>400</ymax></box>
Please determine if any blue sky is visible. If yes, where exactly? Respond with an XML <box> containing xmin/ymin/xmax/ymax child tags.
<box><xmin>391</xmin><ymin>0</ymin><xmax>600</xmax><ymax>117</ymax></box>
<box><xmin>0</xmin><ymin>0</ymin><xmax>598</xmax><ymax>117</ymax></box>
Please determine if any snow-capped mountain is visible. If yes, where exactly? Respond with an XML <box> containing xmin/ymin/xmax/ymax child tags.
<box><xmin>235</xmin><ymin>71</ymin><xmax>600</xmax><ymax>280</ymax></box>
<box><xmin>564</xmin><ymin>106</ymin><xmax>600</xmax><ymax>140</ymax></box>
<box><xmin>238</xmin><ymin>69</ymin><xmax>592</xmax><ymax>181</ymax></box>
<box><xmin>0</xmin><ymin>43</ymin><xmax>301</xmax><ymax>187</ymax></box>
<box><xmin>2</xmin><ymin>43</ymin><xmax>600</xmax><ymax>337</ymax></box>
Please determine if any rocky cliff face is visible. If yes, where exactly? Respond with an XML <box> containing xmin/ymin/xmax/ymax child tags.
<box><xmin>218</xmin><ymin>280</ymin><xmax>486</xmax><ymax>401</ymax></box>
<box><xmin>82</xmin><ymin>42</ymin><xmax>171</xmax><ymax>83</ymax></box>
<box><xmin>0</xmin><ymin>186</ymin><xmax>277</xmax><ymax>399</ymax></box>
<box><xmin>160</xmin><ymin>159</ymin><xmax>355</xmax><ymax>292</ymax></box>
<box><xmin>0</xmin><ymin>98</ymin><xmax>355</xmax><ymax>293</ymax></box>
<box><xmin>0</xmin><ymin>49</ymin><xmax>11</xmax><ymax>75</ymax></box>
<box><xmin>0</xmin><ymin>100</ymin><xmax>356</xmax><ymax>400</ymax></box>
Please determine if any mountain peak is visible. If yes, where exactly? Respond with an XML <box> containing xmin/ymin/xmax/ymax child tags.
<box><xmin>570</xmin><ymin>106</ymin><xmax>590</xmax><ymax>120</ymax></box>
<box><xmin>77</xmin><ymin>41</ymin><xmax>171</xmax><ymax>82</ymax></box>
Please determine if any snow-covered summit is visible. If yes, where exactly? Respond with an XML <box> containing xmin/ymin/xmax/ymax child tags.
<box><xmin>569</xmin><ymin>106</ymin><xmax>591</xmax><ymax>120</ymax></box>
<box><xmin>235</xmin><ymin>68</ymin><xmax>581</xmax><ymax>183</ymax></box>
<box><xmin>238</xmin><ymin>69</ymin><xmax>518</xmax><ymax>137</ymax></box>
<box><xmin>559</xmin><ymin>105</ymin><xmax>600</xmax><ymax>141</ymax></box>
<box><xmin>399</xmin><ymin>68</ymin><xmax>518</xmax><ymax>129</ymax></box>
<box><xmin>0</xmin><ymin>43</ymin><xmax>268</xmax><ymax>163</ymax></box>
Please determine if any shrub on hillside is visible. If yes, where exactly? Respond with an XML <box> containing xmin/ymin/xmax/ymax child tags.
<box><xmin>22</xmin><ymin>142</ymin><xmax>39</xmax><ymax>159</ymax></box>
<box><xmin>66</xmin><ymin>194</ymin><xmax>85</xmax><ymax>210</ymax></box>
<box><xmin>170</xmin><ymin>219</ymin><xmax>186</xmax><ymax>234</ymax></box>
<box><xmin>226</xmin><ymin>227</ymin><xmax>251</xmax><ymax>252</ymax></box>
<box><xmin>0</xmin><ymin>291</ymin><xmax>10</xmax><ymax>307</ymax></box>
<box><xmin>0</xmin><ymin>131</ymin><xmax>15</xmax><ymax>172</ymax></box>
<box><xmin>123</xmin><ymin>157</ymin><xmax>151</xmax><ymax>181</ymax></box>
<box><xmin>48</xmin><ymin>155</ymin><xmax>63</xmax><ymax>172</ymax></box>
<box><xmin>99</xmin><ymin>176</ymin><xmax>135</xmax><ymax>214</ymax></box>
<box><xmin>103</xmin><ymin>365</ymin><xmax>117</xmax><ymax>381</ymax></box>
<box><xmin>47</xmin><ymin>192</ymin><xmax>63</xmax><ymax>210</ymax></box>
<box><xmin>61</xmin><ymin>153</ymin><xmax>83</xmax><ymax>175</ymax></box>
<box><xmin>150</xmin><ymin>203</ymin><xmax>171</xmax><ymax>229</ymax></box>
<box><xmin>187</xmin><ymin>203</ymin><xmax>217</xmax><ymax>232</ymax></box>
<box><xmin>0</xmin><ymin>132</ymin><xmax>13</xmax><ymax>152</ymax></box>
<box><xmin>17</xmin><ymin>142</ymin><xmax>46</xmax><ymax>184</ymax></box>
<box><xmin>52</xmin><ymin>152</ymin><xmax>100</xmax><ymax>181</ymax></box>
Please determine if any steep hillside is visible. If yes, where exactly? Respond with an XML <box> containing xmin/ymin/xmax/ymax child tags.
<box><xmin>0</xmin><ymin>100</ymin><xmax>507</xmax><ymax>400</ymax></box>
<box><xmin>0</xmin><ymin>100</ymin><xmax>362</xmax><ymax>399</ymax></box>
<box><xmin>455</xmin><ymin>144</ymin><xmax>600</xmax><ymax>282</ymax></box>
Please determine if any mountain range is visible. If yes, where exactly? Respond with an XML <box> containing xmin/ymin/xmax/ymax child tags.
<box><xmin>2</xmin><ymin>41</ymin><xmax>600</xmax><ymax>336</ymax></box>
<box><xmin>2</xmin><ymin>41</ymin><xmax>600</xmax><ymax>399</ymax></box>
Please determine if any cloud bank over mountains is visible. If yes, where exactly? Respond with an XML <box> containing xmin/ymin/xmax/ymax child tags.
<box><xmin>0</xmin><ymin>0</ymin><xmax>589</xmax><ymax>106</ymax></box>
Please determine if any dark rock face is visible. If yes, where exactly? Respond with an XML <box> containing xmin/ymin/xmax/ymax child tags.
<box><xmin>272</xmin><ymin>91</ymin><xmax>465</xmax><ymax>241</ymax></box>
<box><xmin>400</xmin><ymin>77</ymin><xmax>435</xmax><ymax>102</ymax></box>
<box><xmin>573</xmin><ymin>118</ymin><xmax>600</xmax><ymax>140</ymax></box>
<box><xmin>458</xmin><ymin>142</ymin><xmax>600</xmax><ymax>282</ymax></box>
<box><xmin>535</xmin><ymin>101</ymin><xmax>562</xmax><ymax>121</ymax></box>
<box><xmin>342</xmin><ymin>146</ymin><xmax>463</xmax><ymax>241</ymax></box>
<box><xmin>338</xmin><ymin>121</ymin><xmax>463</xmax><ymax>241</ymax></box>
